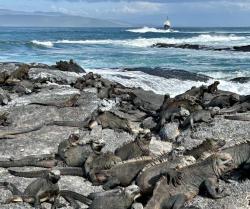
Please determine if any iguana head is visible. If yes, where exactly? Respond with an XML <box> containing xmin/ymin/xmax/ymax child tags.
<box><xmin>136</xmin><ymin>132</ymin><xmax>152</xmax><ymax>144</ymax></box>
<box><xmin>213</xmin><ymin>152</ymin><xmax>234</xmax><ymax>177</ymax></box>
<box><xmin>205</xmin><ymin>138</ymin><xmax>226</xmax><ymax>150</ymax></box>
<box><xmin>48</xmin><ymin>169</ymin><xmax>61</xmax><ymax>184</ymax></box>
<box><xmin>124</xmin><ymin>185</ymin><xmax>141</xmax><ymax>201</ymax></box>
<box><xmin>179</xmin><ymin>107</ymin><xmax>190</xmax><ymax>117</ymax></box>
<box><xmin>90</xmin><ymin>138</ymin><xmax>105</xmax><ymax>153</ymax></box>
<box><xmin>68</xmin><ymin>133</ymin><xmax>80</xmax><ymax>146</ymax></box>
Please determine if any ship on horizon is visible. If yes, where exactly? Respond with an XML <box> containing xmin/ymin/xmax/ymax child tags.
<box><xmin>164</xmin><ymin>17</ymin><xmax>171</xmax><ymax>30</ymax></box>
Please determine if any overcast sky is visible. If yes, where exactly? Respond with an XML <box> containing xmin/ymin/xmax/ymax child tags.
<box><xmin>1</xmin><ymin>0</ymin><xmax>250</xmax><ymax>26</ymax></box>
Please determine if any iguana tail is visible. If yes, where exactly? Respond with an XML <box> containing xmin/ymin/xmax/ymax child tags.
<box><xmin>224</xmin><ymin>115</ymin><xmax>250</xmax><ymax>121</ymax></box>
<box><xmin>47</xmin><ymin>120</ymin><xmax>89</xmax><ymax>128</ymax></box>
<box><xmin>60</xmin><ymin>190</ymin><xmax>92</xmax><ymax>206</ymax></box>
<box><xmin>8</xmin><ymin>167</ymin><xmax>85</xmax><ymax>178</ymax></box>
<box><xmin>0</xmin><ymin>123</ymin><xmax>45</xmax><ymax>139</ymax></box>
<box><xmin>0</xmin><ymin>182</ymin><xmax>22</xmax><ymax>195</ymax></box>
<box><xmin>0</xmin><ymin>154</ymin><xmax>56</xmax><ymax>168</ymax></box>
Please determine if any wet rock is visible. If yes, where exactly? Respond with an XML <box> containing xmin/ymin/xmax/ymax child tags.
<box><xmin>29</xmin><ymin>67</ymin><xmax>81</xmax><ymax>85</ymax></box>
<box><xmin>125</xmin><ymin>67</ymin><xmax>210</xmax><ymax>82</ymax></box>
<box><xmin>159</xmin><ymin>122</ymin><xmax>180</xmax><ymax>142</ymax></box>
<box><xmin>230</xmin><ymin>77</ymin><xmax>250</xmax><ymax>83</ymax></box>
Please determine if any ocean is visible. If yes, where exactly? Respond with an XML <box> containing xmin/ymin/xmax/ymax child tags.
<box><xmin>1</xmin><ymin>26</ymin><xmax>250</xmax><ymax>96</ymax></box>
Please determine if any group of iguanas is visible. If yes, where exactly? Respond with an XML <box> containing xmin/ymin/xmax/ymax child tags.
<box><xmin>0</xmin><ymin>63</ymin><xmax>250</xmax><ymax>209</ymax></box>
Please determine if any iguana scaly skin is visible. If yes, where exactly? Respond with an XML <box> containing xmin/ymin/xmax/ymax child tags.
<box><xmin>0</xmin><ymin>123</ymin><xmax>46</xmax><ymax>139</ymax></box>
<box><xmin>59</xmin><ymin>185</ymin><xmax>141</xmax><ymax>209</ymax></box>
<box><xmin>144</xmin><ymin>153</ymin><xmax>234</xmax><ymax>209</ymax></box>
<box><xmin>94</xmin><ymin>111</ymin><xmax>132</xmax><ymax>133</ymax></box>
<box><xmin>114</xmin><ymin>132</ymin><xmax>152</xmax><ymax>161</ymax></box>
<box><xmin>29</xmin><ymin>94</ymin><xmax>80</xmax><ymax>108</ymax></box>
<box><xmin>0</xmin><ymin>170</ymin><xmax>61</xmax><ymax>209</ymax></box>
<box><xmin>0</xmin><ymin>134</ymin><xmax>105</xmax><ymax>168</ymax></box>
<box><xmin>57</xmin><ymin>135</ymin><xmax>105</xmax><ymax>167</ymax></box>
<box><xmin>136</xmin><ymin>138</ymin><xmax>226</xmax><ymax>195</ymax></box>
<box><xmin>181</xmin><ymin>108</ymin><xmax>219</xmax><ymax>130</ymax></box>
<box><xmin>8</xmin><ymin>167</ymin><xmax>85</xmax><ymax>178</ymax></box>
<box><xmin>224</xmin><ymin>115</ymin><xmax>250</xmax><ymax>121</ymax></box>
<box><xmin>0</xmin><ymin>154</ymin><xmax>57</xmax><ymax>168</ymax></box>
<box><xmin>95</xmin><ymin>156</ymin><xmax>154</xmax><ymax>190</ymax></box>
<box><xmin>84</xmin><ymin>152</ymin><xmax>122</xmax><ymax>183</ymax></box>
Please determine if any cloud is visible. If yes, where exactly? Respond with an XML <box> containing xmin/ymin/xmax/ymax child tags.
<box><xmin>120</xmin><ymin>1</ymin><xmax>162</xmax><ymax>14</ymax></box>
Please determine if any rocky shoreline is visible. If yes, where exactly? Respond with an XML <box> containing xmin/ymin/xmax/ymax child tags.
<box><xmin>0</xmin><ymin>61</ymin><xmax>249</xmax><ymax>209</ymax></box>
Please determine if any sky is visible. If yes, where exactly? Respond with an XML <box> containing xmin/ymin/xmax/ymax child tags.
<box><xmin>1</xmin><ymin>0</ymin><xmax>250</xmax><ymax>26</ymax></box>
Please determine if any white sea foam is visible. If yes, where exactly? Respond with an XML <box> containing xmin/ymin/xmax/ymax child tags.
<box><xmin>126</xmin><ymin>27</ymin><xmax>179</xmax><ymax>33</ymax></box>
<box><xmin>85</xmin><ymin>68</ymin><xmax>250</xmax><ymax>96</ymax></box>
<box><xmin>31</xmin><ymin>34</ymin><xmax>249</xmax><ymax>48</ymax></box>
<box><xmin>31</xmin><ymin>40</ymin><xmax>54</xmax><ymax>47</ymax></box>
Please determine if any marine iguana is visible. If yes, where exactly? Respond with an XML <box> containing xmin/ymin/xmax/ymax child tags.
<box><xmin>181</xmin><ymin>108</ymin><xmax>220</xmax><ymax>130</ymax></box>
<box><xmin>145</xmin><ymin>141</ymin><xmax>250</xmax><ymax>209</ymax></box>
<box><xmin>29</xmin><ymin>94</ymin><xmax>80</xmax><ymax>108</ymax></box>
<box><xmin>136</xmin><ymin>138</ymin><xmax>226</xmax><ymax>195</ymax></box>
<box><xmin>220</xmin><ymin>102</ymin><xmax>250</xmax><ymax>114</ymax></box>
<box><xmin>157</xmin><ymin>106</ymin><xmax>190</xmax><ymax>129</ymax></box>
<box><xmin>207</xmin><ymin>81</ymin><xmax>220</xmax><ymax>94</ymax></box>
<box><xmin>1</xmin><ymin>134</ymin><xmax>105</xmax><ymax>168</ymax></box>
<box><xmin>57</xmin><ymin>134</ymin><xmax>105</xmax><ymax>167</ymax></box>
<box><xmin>0</xmin><ymin>169</ymin><xmax>61</xmax><ymax>209</ymax></box>
<box><xmin>92</xmin><ymin>111</ymin><xmax>133</xmax><ymax>133</ymax></box>
<box><xmin>114</xmin><ymin>132</ymin><xmax>152</xmax><ymax>161</ymax></box>
<box><xmin>0</xmin><ymin>154</ymin><xmax>57</xmax><ymax>168</ymax></box>
<box><xmin>144</xmin><ymin>152</ymin><xmax>234</xmax><ymax>209</ymax></box>
<box><xmin>84</xmin><ymin>152</ymin><xmax>122</xmax><ymax>183</ymax></box>
<box><xmin>0</xmin><ymin>122</ymin><xmax>46</xmax><ymax>139</ymax></box>
<box><xmin>59</xmin><ymin>185</ymin><xmax>141</xmax><ymax>209</ymax></box>
<box><xmin>94</xmin><ymin>156</ymin><xmax>153</xmax><ymax>190</ymax></box>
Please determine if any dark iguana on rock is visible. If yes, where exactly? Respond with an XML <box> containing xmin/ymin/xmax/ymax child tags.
<box><xmin>144</xmin><ymin>152</ymin><xmax>234</xmax><ymax>209</ymax></box>
<box><xmin>91</xmin><ymin>111</ymin><xmax>133</xmax><ymax>133</ymax></box>
<box><xmin>94</xmin><ymin>156</ymin><xmax>153</xmax><ymax>190</ymax></box>
<box><xmin>114</xmin><ymin>132</ymin><xmax>152</xmax><ymax>161</ymax></box>
<box><xmin>84</xmin><ymin>152</ymin><xmax>122</xmax><ymax>183</ymax></box>
<box><xmin>29</xmin><ymin>94</ymin><xmax>80</xmax><ymax>108</ymax></box>
<box><xmin>181</xmin><ymin>108</ymin><xmax>220</xmax><ymax>130</ymax></box>
<box><xmin>157</xmin><ymin>106</ymin><xmax>190</xmax><ymax>129</ymax></box>
<box><xmin>145</xmin><ymin>141</ymin><xmax>250</xmax><ymax>209</ymax></box>
<box><xmin>0</xmin><ymin>122</ymin><xmax>46</xmax><ymax>139</ymax></box>
<box><xmin>136</xmin><ymin>138</ymin><xmax>226</xmax><ymax>195</ymax></box>
<box><xmin>0</xmin><ymin>169</ymin><xmax>61</xmax><ymax>209</ymax></box>
<box><xmin>57</xmin><ymin>134</ymin><xmax>105</xmax><ymax>167</ymax></box>
<box><xmin>59</xmin><ymin>185</ymin><xmax>140</xmax><ymax>209</ymax></box>
<box><xmin>1</xmin><ymin>134</ymin><xmax>105</xmax><ymax>168</ymax></box>
<box><xmin>0</xmin><ymin>154</ymin><xmax>57</xmax><ymax>168</ymax></box>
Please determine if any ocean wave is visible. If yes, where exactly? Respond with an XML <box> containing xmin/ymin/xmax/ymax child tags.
<box><xmin>126</xmin><ymin>27</ymin><xmax>179</xmax><ymax>33</ymax></box>
<box><xmin>31</xmin><ymin>40</ymin><xmax>54</xmax><ymax>47</ymax></box>
<box><xmin>31</xmin><ymin>34</ymin><xmax>248</xmax><ymax>48</ymax></box>
<box><xmin>85</xmin><ymin>68</ymin><xmax>250</xmax><ymax>96</ymax></box>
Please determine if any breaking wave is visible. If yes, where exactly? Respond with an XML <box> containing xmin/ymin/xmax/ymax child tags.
<box><xmin>85</xmin><ymin>68</ymin><xmax>250</xmax><ymax>97</ymax></box>
<box><xmin>31</xmin><ymin>34</ymin><xmax>248</xmax><ymax>48</ymax></box>
<box><xmin>31</xmin><ymin>40</ymin><xmax>54</xmax><ymax>48</ymax></box>
<box><xmin>126</xmin><ymin>27</ymin><xmax>179</xmax><ymax>33</ymax></box>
